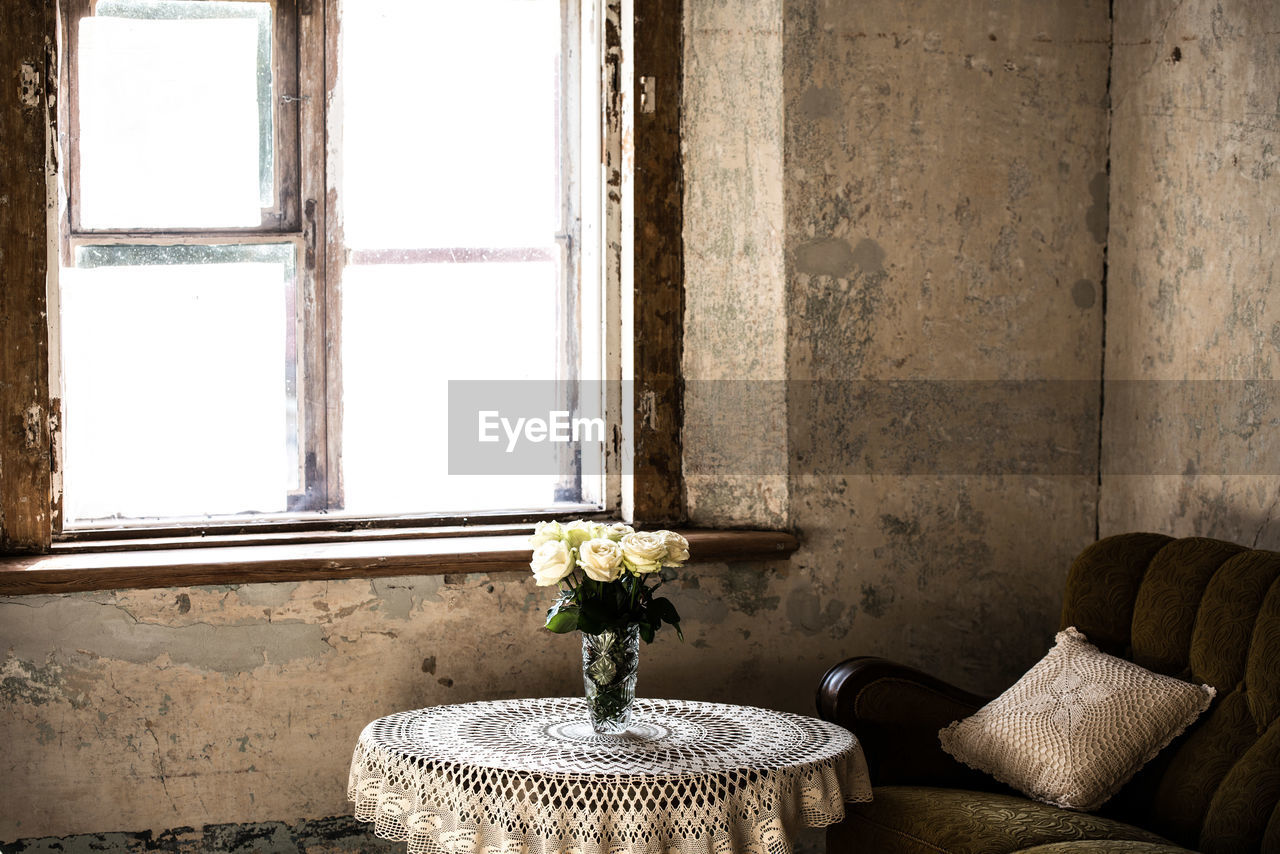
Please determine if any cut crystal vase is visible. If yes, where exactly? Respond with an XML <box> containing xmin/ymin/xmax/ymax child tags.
<box><xmin>581</xmin><ymin>624</ymin><xmax>640</xmax><ymax>734</ymax></box>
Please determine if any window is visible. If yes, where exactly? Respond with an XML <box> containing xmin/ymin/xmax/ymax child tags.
<box><xmin>53</xmin><ymin>0</ymin><xmax>617</xmax><ymax>532</ymax></box>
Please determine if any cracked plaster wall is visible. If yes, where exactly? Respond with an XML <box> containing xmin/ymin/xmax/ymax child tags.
<box><xmin>1100</xmin><ymin>0</ymin><xmax>1280</xmax><ymax>546</ymax></box>
<box><xmin>681</xmin><ymin>0</ymin><xmax>789</xmax><ymax>526</ymax></box>
<box><xmin>1</xmin><ymin>566</ymin><xmax>820</xmax><ymax>844</ymax></box>
<box><xmin>781</xmin><ymin>0</ymin><xmax>1110</xmax><ymax>694</ymax></box>
<box><xmin>682</xmin><ymin>0</ymin><xmax>1110</xmax><ymax>699</ymax></box>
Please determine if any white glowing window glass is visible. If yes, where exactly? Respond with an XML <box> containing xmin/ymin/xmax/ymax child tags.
<box><xmin>77</xmin><ymin>0</ymin><xmax>273</xmax><ymax>229</ymax></box>
<box><xmin>339</xmin><ymin>0</ymin><xmax>561</xmax><ymax>249</ymax></box>
<box><xmin>341</xmin><ymin>263</ymin><xmax>560</xmax><ymax>514</ymax></box>
<box><xmin>60</xmin><ymin>245</ymin><xmax>298</xmax><ymax>522</ymax></box>
<box><xmin>338</xmin><ymin>0</ymin><xmax>590</xmax><ymax>514</ymax></box>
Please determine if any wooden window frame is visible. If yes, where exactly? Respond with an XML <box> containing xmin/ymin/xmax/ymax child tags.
<box><xmin>55</xmin><ymin>0</ymin><xmax>327</xmax><ymax>525</ymax></box>
<box><xmin>0</xmin><ymin>0</ymin><xmax>686</xmax><ymax>562</ymax></box>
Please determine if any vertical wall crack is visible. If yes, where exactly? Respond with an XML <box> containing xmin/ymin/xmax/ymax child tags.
<box><xmin>1095</xmin><ymin>0</ymin><xmax>1115</xmax><ymax>543</ymax></box>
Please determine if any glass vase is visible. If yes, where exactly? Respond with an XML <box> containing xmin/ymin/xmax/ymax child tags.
<box><xmin>581</xmin><ymin>624</ymin><xmax>640</xmax><ymax>734</ymax></box>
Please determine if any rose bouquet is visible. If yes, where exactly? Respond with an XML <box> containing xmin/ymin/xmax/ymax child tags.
<box><xmin>529</xmin><ymin>520</ymin><xmax>687</xmax><ymax>732</ymax></box>
<box><xmin>530</xmin><ymin>520</ymin><xmax>686</xmax><ymax>641</ymax></box>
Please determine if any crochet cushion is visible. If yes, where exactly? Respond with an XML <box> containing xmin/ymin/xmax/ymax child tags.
<box><xmin>939</xmin><ymin>627</ymin><xmax>1215</xmax><ymax>811</ymax></box>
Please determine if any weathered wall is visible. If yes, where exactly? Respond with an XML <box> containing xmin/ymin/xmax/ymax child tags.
<box><xmin>780</xmin><ymin>0</ymin><xmax>1109</xmax><ymax>694</ymax></box>
<box><xmin>680</xmin><ymin>0</ymin><xmax>1111</xmax><ymax>699</ymax></box>
<box><xmin>681</xmin><ymin>0</ymin><xmax>789</xmax><ymax>527</ymax></box>
<box><xmin>0</xmin><ymin>562</ymin><xmax>818</xmax><ymax>846</ymax></box>
<box><xmin>1100</xmin><ymin>0</ymin><xmax>1280</xmax><ymax>546</ymax></box>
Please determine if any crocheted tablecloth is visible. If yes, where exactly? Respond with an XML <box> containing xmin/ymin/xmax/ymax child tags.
<box><xmin>348</xmin><ymin>697</ymin><xmax>871</xmax><ymax>854</ymax></box>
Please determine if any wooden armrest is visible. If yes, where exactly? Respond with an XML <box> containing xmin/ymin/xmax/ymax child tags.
<box><xmin>817</xmin><ymin>656</ymin><xmax>989</xmax><ymax>727</ymax></box>
<box><xmin>817</xmin><ymin>656</ymin><xmax>1002</xmax><ymax>789</ymax></box>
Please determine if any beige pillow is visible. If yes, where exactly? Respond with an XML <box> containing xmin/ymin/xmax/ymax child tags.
<box><xmin>938</xmin><ymin>627</ymin><xmax>1215</xmax><ymax>811</ymax></box>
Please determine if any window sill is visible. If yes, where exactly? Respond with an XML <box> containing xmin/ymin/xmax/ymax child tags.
<box><xmin>0</xmin><ymin>529</ymin><xmax>800</xmax><ymax>595</ymax></box>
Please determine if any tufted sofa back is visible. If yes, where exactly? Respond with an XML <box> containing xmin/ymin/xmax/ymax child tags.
<box><xmin>1060</xmin><ymin>532</ymin><xmax>1280</xmax><ymax>853</ymax></box>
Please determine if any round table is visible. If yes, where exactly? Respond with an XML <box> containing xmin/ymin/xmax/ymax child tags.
<box><xmin>347</xmin><ymin>697</ymin><xmax>871</xmax><ymax>854</ymax></box>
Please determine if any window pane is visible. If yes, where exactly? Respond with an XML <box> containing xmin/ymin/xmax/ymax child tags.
<box><xmin>341</xmin><ymin>262</ymin><xmax>563</xmax><ymax>514</ymax></box>
<box><xmin>78</xmin><ymin>0</ymin><xmax>273</xmax><ymax>229</ymax></box>
<box><xmin>339</xmin><ymin>0</ymin><xmax>562</xmax><ymax>249</ymax></box>
<box><xmin>60</xmin><ymin>245</ymin><xmax>298</xmax><ymax>522</ymax></box>
<box><xmin>337</xmin><ymin>0</ymin><xmax>593</xmax><ymax>516</ymax></box>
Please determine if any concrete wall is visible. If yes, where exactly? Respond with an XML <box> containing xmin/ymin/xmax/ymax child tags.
<box><xmin>681</xmin><ymin>0</ymin><xmax>789</xmax><ymax>527</ymax></box>
<box><xmin>779</xmin><ymin>0</ymin><xmax>1109</xmax><ymax>692</ymax></box>
<box><xmin>1100</xmin><ymin>0</ymin><xmax>1280</xmax><ymax>546</ymax></box>
<box><xmin>773</xmin><ymin>0</ymin><xmax>1107</xmax><ymax>694</ymax></box>
<box><xmin>0</xmin><ymin>563</ymin><xmax>808</xmax><ymax>846</ymax></box>
<box><xmin>681</xmin><ymin>0</ymin><xmax>1110</xmax><ymax>707</ymax></box>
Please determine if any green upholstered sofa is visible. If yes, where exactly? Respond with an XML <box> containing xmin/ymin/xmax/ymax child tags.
<box><xmin>817</xmin><ymin>532</ymin><xmax>1280</xmax><ymax>854</ymax></box>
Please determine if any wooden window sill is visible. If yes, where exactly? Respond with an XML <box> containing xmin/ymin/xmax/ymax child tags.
<box><xmin>0</xmin><ymin>529</ymin><xmax>799</xmax><ymax>595</ymax></box>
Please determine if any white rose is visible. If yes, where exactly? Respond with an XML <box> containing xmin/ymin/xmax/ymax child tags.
<box><xmin>658</xmin><ymin>530</ymin><xmax>689</xmax><ymax>566</ymax></box>
<box><xmin>563</xmin><ymin>520</ymin><xmax>602</xmax><ymax>549</ymax></box>
<box><xmin>578</xmin><ymin>538</ymin><xmax>624</xmax><ymax>582</ymax></box>
<box><xmin>620</xmin><ymin>531</ymin><xmax>666</xmax><ymax>574</ymax></box>
<box><xmin>530</xmin><ymin>541</ymin><xmax>574</xmax><ymax>586</ymax></box>
<box><xmin>603</xmin><ymin>522</ymin><xmax>635</xmax><ymax>541</ymax></box>
<box><xmin>528</xmin><ymin>520</ymin><xmax>564</xmax><ymax>547</ymax></box>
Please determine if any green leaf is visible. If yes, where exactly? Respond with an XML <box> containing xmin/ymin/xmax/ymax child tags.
<box><xmin>576</xmin><ymin>608</ymin><xmax>605</xmax><ymax>635</ymax></box>
<box><xmin>649</xmin><ymin>597</ymin><xmax>681</xmax><ymax>626</ymax></box>
<box><xmin>639</xmin><ymin>621</ymin><xmax>655</xmax><ymax>644</ymax></box>
<box><xmin>580</xmin><ymin>596</ymin><xmax>609</xmax><ymax>621</ymax></box>
<box><xmin>545</xmin><ymin>606</ymin><xmax>580</xmax><ymax>633</ymax></box>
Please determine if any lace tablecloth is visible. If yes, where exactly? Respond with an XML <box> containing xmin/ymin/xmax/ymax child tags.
<box><xmin>348</xmin><ymin>697</ymin><xmax>871</xmax><ymax>854</ymax></box>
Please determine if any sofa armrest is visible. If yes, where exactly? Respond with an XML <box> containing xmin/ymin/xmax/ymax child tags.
<box><xmin>816</xmin><ymin>656</ymin><xmax>1000</xmax><ymax>788</ymax></box>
